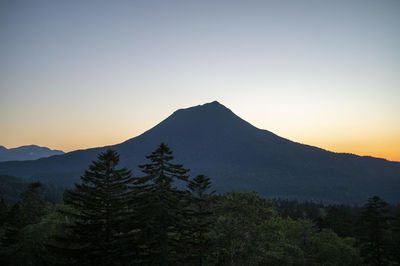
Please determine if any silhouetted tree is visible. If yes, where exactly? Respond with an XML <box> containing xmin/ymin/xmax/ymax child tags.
<box><xmin>185</xmin><ymin>175</ymin><xmax>215</xmax><ymax>265</ymax></box>
<box><xmin>21</xmin><ymin>182</ymin><xmax>47</xmax><ymax>224</ymax></box>
<box><xmin>59</xmin><ymin>149</ymin><xmax>134</xmax><ymax>265</ymax></box>
<box><xmin>134</xmin><ymin>142</ymin><xmax>189</xmax><ymax>265</ymax></box>
<box><xmin>357</xmin><ymin>196</ymin><xmax>390</xmax><ymax>266</ymax></box>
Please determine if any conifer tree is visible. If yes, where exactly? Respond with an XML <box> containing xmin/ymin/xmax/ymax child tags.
<box><xmin>21</xmin><ymin>182</ymin><xmax>47</xmax><ymax>224</ymax></box>
<box><xmin>357</xmin><ymin>196</ymin><xmax>390</xmax><ymax>266</ymax></box>
<box><xmin>134</xmin><ymin>142</ymin><xmax>189</xmax><ymax>265</ymax></box>
<box><xmin>59</xmin><ymin>149</ymin><xmax>134</xmax><ymax>265</ymax></box>
<box><xmin>185</xmin><ymin>175</ymin><xmax>215</xmax><ymax>266</ymax></box>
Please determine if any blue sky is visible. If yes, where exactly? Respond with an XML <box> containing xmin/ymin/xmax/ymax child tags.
<box><xmin>1</xmin><ymin>0</ymin><xmax>399</xmax><ymax>160</ymax></box>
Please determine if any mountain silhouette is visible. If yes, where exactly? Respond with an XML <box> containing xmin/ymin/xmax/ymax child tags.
<box><xmin>0</xmin><ymin>101</ymin><xmax>399</xmax><ymax>204</ymax></box>
<box><xmin>0</xmin><ymin>145</ymin><xmax>64</xmax><ymax>162</ymax></box>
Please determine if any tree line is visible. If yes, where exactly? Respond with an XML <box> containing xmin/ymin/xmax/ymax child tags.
<box><xmin>0</xmin><ymin>142</ymin><xmax>400</xmax><ymax>265</ymax></box>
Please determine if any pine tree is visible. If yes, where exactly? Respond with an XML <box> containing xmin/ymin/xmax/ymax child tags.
<box><xmin>185</xmin><ymin>175</ymin><xmax>215</xmax><ymax>266</ymax></box>
<box><xmin>357</xmin><ymin>196</ymin><xmax>390</xmax><ymax>266</ymax></box>
<box><xmin>134</xmin><ymin>142</ymin><xmax>189</xmax><ymax>265</ymax></box>
<box><xmin>20</xmin><ymin>181</ymin><xmax>47</xmax><ymax>224</ymax></box>
<box><xmin>59</xmin><ymin>149</ymin><xmax>134</xmax><ymax>265</ymax></box>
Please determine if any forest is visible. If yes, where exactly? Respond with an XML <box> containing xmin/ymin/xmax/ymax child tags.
<box><xmin>0</xmin><ymin>143</ymin><xmax>399</xmax><ymax>266</ymax></box>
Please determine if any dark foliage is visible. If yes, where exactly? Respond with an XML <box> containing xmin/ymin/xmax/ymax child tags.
<box><xmin>1</xmin><ymin>144</ymin><xmax>400</xmax><ymax>265</ymax></box>
<box><xmin>134</xmin><ymin>142</ymin><xmax>190</xmax><ymax>265</ymax></box>
<box><xmin>0</xmin><ymin>175</ymin><xmax>64</xmax><ymax>204</ymax></box>
<box><xmin>357</xmin><ymin>196</ymin><xmax>391</xmax><ymax>266</ymax></box>
<box><xmin>56</xmin><ymin>149</ymin><xmax>134</xmax><ymax>265</ymax></box>
<box><xmin>184</xmin><ymin>175</ymin><xmax>215</xmax><ymax>265</ymax></box>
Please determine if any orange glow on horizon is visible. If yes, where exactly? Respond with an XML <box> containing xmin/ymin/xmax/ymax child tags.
<box><xmin>2</xmin><ymin>131</ymin><xmax>399</xmax><ymax>162</ymax></box>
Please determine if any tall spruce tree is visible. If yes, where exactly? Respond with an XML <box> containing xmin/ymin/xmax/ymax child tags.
<box><xmin>135</xmin><ymin>142</ymin><xmax>189</xmax><ymax>265</ymax></box>
<box><xmin>357</xmin><ymin>196</ymin><xmax>390</xmax><ymax>266</ymax></box>
<box><xmin>59</xmin><ymin>149</ymin><xmax>134</xmax><ymax>266</ymax></box>
<box><xmin>185</xmin><ymin>175</ymin><xmax>215</xmax><ymax>266</ymax></box>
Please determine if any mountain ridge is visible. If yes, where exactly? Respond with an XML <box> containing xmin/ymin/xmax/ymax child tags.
<box><xmin>0</xmin><ymin>101</ymin><xmax>399</xmax><ymax>204</ymax></box>
<box><xmin>0</xmin><ymin>145</ymin><xmax>65</xmax><ymax>162</ymax></box>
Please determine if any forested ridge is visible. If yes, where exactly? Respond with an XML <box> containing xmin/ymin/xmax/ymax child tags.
<box><xmin>1</xmin><ymin>143</ymin><xmax>399</xmax><ymax>265</ymax></box>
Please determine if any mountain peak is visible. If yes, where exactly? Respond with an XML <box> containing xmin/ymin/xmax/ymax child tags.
<box><xmin>204</xmin><ymin>100</ymin><xmax>222</xmax><ymax>106</ymax></box>
<box><xmin>165</xmin><ymin>101</ymin><xmax>248</xmax><ymax>127</ymax></box>
<box><xmin>174</xmin><ymin>100</ymin><xmax>227</xmax><ymax>113</ymax></box>
<box><xmin>133</xmin><ymin>100</ymin><xmax>263</xmax><ymax>145</ymax></box>
<box><xmin>1</xmin><ymin>102</ymin><xmax>400</xmax><ymax>204</ymax></box>
<box><xmin>199</xmin><ymin>100</ymin><xmax>230</xmax><ymax>111</ymax></box>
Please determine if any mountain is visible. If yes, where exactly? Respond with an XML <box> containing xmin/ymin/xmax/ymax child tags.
<box><xmin>0</xmin><ymin>145</ymin><xmax>65</xmax><ymax>162</ymax></box>
<box><xmin>0</xmin><ymin>101</ymin><xmax>399</xmax><ymax>204</ymax></box>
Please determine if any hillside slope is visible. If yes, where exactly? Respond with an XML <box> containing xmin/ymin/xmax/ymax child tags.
<box><xmin>0</xmin><ymin>101</ymin><xmax>399</xmax><ymax>204</ymax></box>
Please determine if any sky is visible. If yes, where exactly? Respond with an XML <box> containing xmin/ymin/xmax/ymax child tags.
<box><xmin>0</xmin><ymin>0</ymin><xmax>399</xmax><ymax>161</ymax></box>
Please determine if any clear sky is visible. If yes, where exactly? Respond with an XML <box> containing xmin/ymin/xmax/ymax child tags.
<box><xmin>1</xmin><ymin>0</ymin><xmax>399</xmax><ymax>161</ymax></box>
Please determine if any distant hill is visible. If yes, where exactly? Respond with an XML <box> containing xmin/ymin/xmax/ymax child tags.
<box><xmin>0</xmin><ymin>101</ymin><xmax>399</xmax><ymax>204</ymax></box>
<box><xmin>0</xmin><ymin>145</ymin><xmax>64</xmax><ymax>162</ymax></box>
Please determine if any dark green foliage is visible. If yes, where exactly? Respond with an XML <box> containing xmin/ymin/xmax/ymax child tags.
<box><xmin>134</xmin><ymin>142</ymin><xmax>189</xmax><ymax>265</ymax></box>
<box><xmin>309</xmin><ymin>228</ymin><xmax>361</xmax><ymax>265</ymax></box>
<box><xmin>357</xmin><ymin>196</ymin><xmax>391</xmax><ymax>266</ymax></box>
<box><xmin>274</xmin><ymin>199</ymin><xmax>325</xmax><ymax>220</ymax></box>
<box><xmin>322</xmin><ymin>206</ymin><xmax>356</xmax><ymax>237</ymax></box>
<box><xmin>0</xmin><ymin>198</ymin><xmax>8</xmax><ymax>226</ymax></box>
<box><xmin>211</xmin><ymin>191</ymin><xmax>280</xmax><ymax>265</ymax></box>
<box><xmin>58</xmin><ymin>149</ymin><xmax>134</xmax><ymax>265</ymax></box>
<box><xmin>185</xmin><ymin>175</ymin><xmax>215</xmax><ymax>265</ymax></box>
<box><xmin>1</xmin><ymin>202</ymin><xmax>26</xmax><ymax>250</ymax></box>
<box><xmin>0</xmin><ymin>175</ymin><xmax>28</xmax><ymax>203</ymax></box>
<box><xmin>0</xmin><ymin>174</ymin><xmax>65</xmax><ymax>204</ymax></box>
<box><xmin>0</xmin><ymin>182</ymin><xmax>56</xmax><ymax>266</ymax></box>
<box><xmin>3</xmin><ymin>144</ymin><xmax>400</xmax><ymax>265</ymax></box>
<box><xmin>280</xmin><ymin>218</ymin><xmax>361</xmax><ymax>265</ymax></box>
<box><xmin>388</xmin><ymin>210</ymin><xmax>400</xmax><ymax>264</ymax></box>
<box><xmin>21</xmin><ymin>182</ymin><xmax>48</xmax><ymax>224</ymax></box>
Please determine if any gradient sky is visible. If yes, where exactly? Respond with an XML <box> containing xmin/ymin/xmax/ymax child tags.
<box><xmin>1</xmin><ymin>0</ymin><xmax>399</xmax><ymax>161</ymax></box>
